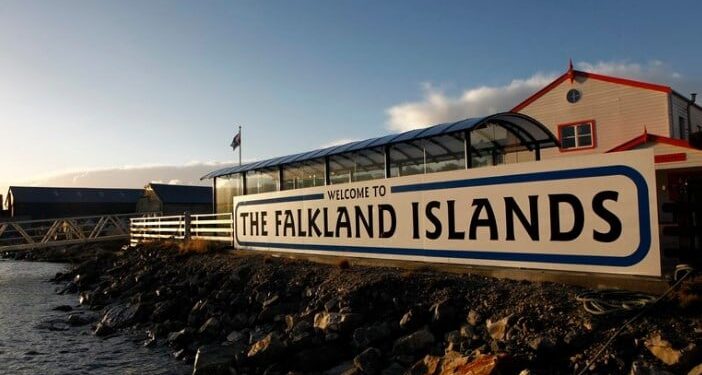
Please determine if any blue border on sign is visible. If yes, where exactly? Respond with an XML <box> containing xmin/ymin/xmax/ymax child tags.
<box><xmin>234</xmin><ymin>165</ymin><xmax>651</xmax><ymax>267</ymax></box>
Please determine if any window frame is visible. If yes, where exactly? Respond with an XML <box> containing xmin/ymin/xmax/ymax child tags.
<box><xmin>557</xmin><ymin>120</ymin><xmax>596</xmax><ymax>152</ymax></box>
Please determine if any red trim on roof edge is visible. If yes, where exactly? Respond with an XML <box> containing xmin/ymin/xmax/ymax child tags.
<box><xmin>607</xmin><ymin>132</ymin><xmax>696</xmax><ymax>153</ymax></box>
<box><xmin>511</xmin><ymin>73</ymin><xmax>569</xmax><ymax>112</ymax></box>
<box><xmin>511</xmin><ymin>70</ymin><xmax>672</xmax><ymax>112</ymax></box>
<box><xmin>583</xmin><ymin>71</ymin><xmax>672</xmax><ymax>93</ymax></box>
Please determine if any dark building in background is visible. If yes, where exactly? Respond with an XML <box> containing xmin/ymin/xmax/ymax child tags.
<box><xmin>0</xmin><ymin>194</ymin><xmax>7</xmax><ymax>220</ymax></box>
<box><xmin>136</xmin><ymin>183</ymin><xmax>212</xmax><ymax>215</ymax></box>
<box><xmin>5</xmin><ymin>186</ymin><xmax>143</xmax><ymax>220</ymax></box>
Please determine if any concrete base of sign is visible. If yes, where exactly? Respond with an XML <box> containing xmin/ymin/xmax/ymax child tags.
<box><xmin>229</xmin><ymin>248</ymin><xmax>670</xmax><ymax>294</ymax></box>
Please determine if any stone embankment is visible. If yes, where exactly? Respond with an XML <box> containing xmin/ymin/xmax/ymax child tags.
<box><xmin>8</xmin><ymin>243</ymin><xmax>702</xmax><ymax>374</ymax></box>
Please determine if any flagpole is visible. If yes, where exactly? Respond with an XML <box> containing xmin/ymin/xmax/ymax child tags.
<box><xmin>238</xmin><ymin>126</ymin><xmax>242</xmax><ymax>166</ymax></box>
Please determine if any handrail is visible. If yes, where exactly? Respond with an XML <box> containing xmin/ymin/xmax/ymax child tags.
<box><xmin>0</xmin><ymin>213</ymin><xmax>143</xmax><ymax>252</ymax></box>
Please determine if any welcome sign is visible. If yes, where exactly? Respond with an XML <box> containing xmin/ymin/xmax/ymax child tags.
<box><xmin>233</xmin><ymin>150</ymin><xmax>660</xmax><ymax>276</ymax></box>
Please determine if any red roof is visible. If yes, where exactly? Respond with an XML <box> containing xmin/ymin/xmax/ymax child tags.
<box><xmin>512</xmin><ymin>68</ymin><xmax>672</xmax><ymax>112</ymax></box>
<box><xmin>607</xmin><ymin>132</ymin><xmax>696</xmax><ymax>153</ymax></box>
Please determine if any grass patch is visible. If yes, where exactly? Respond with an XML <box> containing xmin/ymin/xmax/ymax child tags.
<box><xmin>177</xmin><ymin>239</ymin><xmax>217</xmax><ymax>255</ymax></box>
<box><xmin>337</xmin><ymin>258</ymin><xmax>350</xmax><ymax>269</ymax></box>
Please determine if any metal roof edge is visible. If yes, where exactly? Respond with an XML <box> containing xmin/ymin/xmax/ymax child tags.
<box><xmin>201</xmin><ymin>112</ymin><xmax>555</xmax><ymax>180</ymax></box>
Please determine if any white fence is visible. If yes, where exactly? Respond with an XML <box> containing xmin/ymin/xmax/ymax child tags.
<box><xmin>0</xmin><ymin>213</ymin><xmax>139</xmax><ymax>252</ymax></box>
<box><xmin>129</xmin><ymin>213</ymin><xmax>233</xmax><ymax>246</ymax></box>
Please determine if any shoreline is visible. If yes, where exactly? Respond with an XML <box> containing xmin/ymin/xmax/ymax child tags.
<box><xmin>4</xmin><ymin>243</ymin><xmax>702</xmax><ymax>374</ymax></box>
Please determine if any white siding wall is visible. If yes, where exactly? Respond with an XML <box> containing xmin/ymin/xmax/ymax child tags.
<box><xmin>689</xmin><ymin>101</ymin><xmax>702</xmax><ymax>136</ymax></box>
<box><xmin>517</xmin><ymin>76</ymin><xmax>671</xmax><ymax>160</ymax></box>
<box><xmin>671</xmin><ymin>94</ymin><xmax>702</xmax><ymax>139</ymax></box>
<box><xmin>671</xmin><ymin>94</ymin><xmax>689</xmax><ymax>139</ymax></box>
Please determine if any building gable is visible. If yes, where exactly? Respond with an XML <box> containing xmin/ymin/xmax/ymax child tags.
<box><xmin>512</xmin><ymin>69</ymin><xmax>673</xmax><ymax>158</ymax></box>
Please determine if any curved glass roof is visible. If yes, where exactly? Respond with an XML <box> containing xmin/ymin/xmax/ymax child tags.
<box><xmin>201</xmin><ymin>112</ymin><xmax>558</xmax><ymax>180</ymax></box>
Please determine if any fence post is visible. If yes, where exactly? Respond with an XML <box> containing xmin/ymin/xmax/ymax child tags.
<box><xmin>184</xmin><ymin>211</ymin><xmax>192</xmax><ymax>240</ymax></box>
<box><xmin>230</xmin><ymin>212</ymin><xmax>235</xmax><ymax>248</ymax></box>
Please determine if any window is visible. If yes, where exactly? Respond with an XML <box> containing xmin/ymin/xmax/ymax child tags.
<box><xmin>389</xmin><ymin>141</ymin><xmax>425</xmax><ymax>177</ymax></box>
<box><xmin>282</xmin><ymin>159</ymin><xmax>325</xmax><ymax>190</ymax></box>
<box><xmin>558</xmin><ymin>120</ymin><xmax>595</xmax><ymax>151</ymax></box>
<box><xmin>245</xmin><ymin>168</ymin><xmax>279</xmax><ymax>194</ymax></box>
<box><xmin>328</xmin><ymin>153</ymin><xmax>354</xmax><ymax>184</ymax></box>
<box><xmin>328</xmin><ymin>148</ymin><xmax>386</xmax><ymax>185</ymax></box>
<box><xmin>215</xmin><ymin>174</ymin><xmax>243</xmax><ymax>213</ymax></box>
<box><xmin>470</xmin><ymin>124</ymin><xmax>504</xmax><ymax>167</ymax></box>
<box><xmin>425</xmin><ymin>134</ymin><xmax>465</xmax><ymax>173</ymax></box>
<box><xmin>678</xmin><ymin>116</ymin><xmax>686</xmax><ymax>140</ymax></box>
<box><xmin>352</xmin><ymin>147</ymin><xmax>385</xmax><ymax>182</ymax></box>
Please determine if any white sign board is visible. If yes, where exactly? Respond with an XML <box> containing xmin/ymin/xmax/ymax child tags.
<box><xmin>233</xmin><ymin>150</ymin><xmax>660</xmax><ymax>276</ymax></box>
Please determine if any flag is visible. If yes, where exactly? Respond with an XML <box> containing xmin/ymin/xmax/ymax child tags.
<box><xmin>230</xmin><ymin>130</ymin><xmax>241</xmax><ymax>151</ymax></box>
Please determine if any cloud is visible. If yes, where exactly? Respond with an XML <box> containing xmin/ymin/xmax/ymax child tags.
<box><xmin>575</xmin><ymin>60</ymin><xmax>676</xmax><ymax>82</ymax></box>
<box><xmin>319</xmin><ymin>138</ymin><xmax>360</xmax><ymax>148</ymax></box>
<box><xmin>386</xmin><ymin>60</ymin><xmax>695</xmax><ymax>132</ymax></box>
<box><xmin>6</xmin><ymin>162</ymin><xmax>233</xmax><ymax>195</ymax></box>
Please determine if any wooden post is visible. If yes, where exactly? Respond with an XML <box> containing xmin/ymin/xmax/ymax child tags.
<box><xmin>184</xmin><ymin>211</ymin><xmax>191</xmax><ymax>240</ymax></box>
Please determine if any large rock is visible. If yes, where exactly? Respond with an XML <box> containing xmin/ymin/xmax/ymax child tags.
<box><xmin>198</xmin><ymin>317</ymin><xmax>221</xmax><ymax>338</ymax></box>
<box><xmin>486</xmin><ymin>315</ymin><xmax>512</xmax><ymax>341</ymax></box>
<box><xmin>100</xmin><ymin>303</ymin><xmax>149</xmax><ymax>329</ymax></box>
<box><xmin>381</xmin><ymin>363</ymin><xmax>405</xmax><ymax>375</ymax></box>
<box><xmin>247</xmin><ymin>332</ymin><xmax>286</xmax><ymax>363</ymax></box>
<box><xmin>167</xmin><ymin>328</ymin><xmax>194</xmax><ymax>349</ymax></box>
<box><xmin>450</xmin><ymin>353</ymin><xmax>502</xmax><ymax>375</ymax></box>
<box><xmin>324</xmin><ymin>360</ymin><xmax>357</xmax><ymax>375</ymax></box>
<box><xmin>93</xmin><ymin>322</ymin><xmax>113</xmax><ymax>336</ymax></box>
<box><xmin>466</xmin><ymin>310</ymin><xmax>483</xmax><ymax>326</ymax></box>
<box><xmin>151</xmin><ymin>300</ymin><xmax>178</xmax><ymax>322</ymax></box>
<box><xmin>292</xmin><ymin>344</ymin><xmax>345</xmax><ymax>372</ymax></box>
<box><xmin>354</xmin><ymin>347</ymin><xmax>382</xmax><ymax>375</ymax></box>
<box><xmin>645</xmin><ymin>334</ymin><xmax>699</xmax><ymax>367</ymax></box>
<box><xmin>314</xmin><ymin>311</ymin><xmax>362</xmax><ymax>332</ymax></box>
<box><xmin>407</xmin><ymin>352</ymin><xmax>502</xmax><ymax>375</ymax></box>
<box><xmin>688</xmin><ymin>363</ymin><xmax>702</xmax><ymax>375</ymax></box>
<box><xmin>406</xmin><ymin>355</ymin><xmax>441</xmax><ymax>375</ymax></box>
<box><xmin>430</xmin><ymin>301</ymin><xmax>457</xmax><ymax>326</ymax></box>
<box><xmin>290</xmin><ymin>320</ymin><xmax>317</xmax><ymax>347</ymax></box>
<box><xmin>192</xmin><ymin>345</ymin><xmax>235</xmax><ymax>375</ymax></box>
<box><xmin>629</xmin><ymin>361</ymin><xmax>675</xmax><ymax>375</ymax></box>
<box><xmin>353</xmin><ymin>323</ymin><xmax>392</xmax><ymax>348</ymax></box>
<box><xmin>188</xmin><ymin>299</ymin><xmax>209</xmax><ymax>327</ymax></box>
<box><xmin>226</xmin><ymin>330</ymin><xmax>247</xmax><ymax>343</ymax></box>
<box><xmin>393</xmin><ymin>328</ymin><xmax>435</xmax><ymax>354</ymax></box>
<box><xmin>400</xmin><ymin>309</ymin><xmax>424</xmax><ymax>331</ymax></box>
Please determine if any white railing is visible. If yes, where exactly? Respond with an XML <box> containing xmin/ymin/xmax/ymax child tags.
<box><xmin>129</xmin><ymin>213</ymin><xmax>233</xmax><ymax>246</ymax></box>
<box><xmin>0</xmin><ymin>213</ymin><xmax>140</xmax><ymax>252</ymax></box>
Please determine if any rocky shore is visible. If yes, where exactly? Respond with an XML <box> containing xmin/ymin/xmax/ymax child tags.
<box><xmin>6</xmin><ymin>243</ymin><xmax>702</xmax><ymax>374</ymax></box>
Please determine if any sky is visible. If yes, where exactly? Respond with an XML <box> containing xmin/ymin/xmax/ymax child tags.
<box><xmin>1</xmin><ymin>0</ymin><xmax>702</xmax><ymax>198</ymax></box>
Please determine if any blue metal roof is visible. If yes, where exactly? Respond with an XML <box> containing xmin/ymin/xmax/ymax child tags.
<box><xmin>201</xmin><ymin>112</ymin><xmax>557</xmax><ymax>180</ymax></box>
<box><xmin>148</xmin><ymin>183</ymin><xmax>212</xmax><ymax>204</ymax></box>
<box><xmin>7</xmin><ymin>186</ymin><xmax>143</xmax><ymax>204</ymax></box>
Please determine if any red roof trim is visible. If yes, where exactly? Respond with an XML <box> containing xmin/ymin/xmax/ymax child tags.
<box><xmin>607</xmin><ymin>133</ymin><xmax>696</xmax><ymax>153</ymax></box>
<box><xmin>511</xmin><ymin>73</ymin><xmax>569</xmax><ymax>112</ymax></box>
<box><xmin>511</xmin><ymin>70</ymin><xmax>672</xmax><ymax>112</ymax></box>
<box><xmin>583</xmin><ymin>71</ymin><xmax>672</xmax><ymax>93</ymax></box>
<box><xmin>655</xmin><ymin>153</ymin><xmax>687</xmax><ymax>163</ymax></box>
